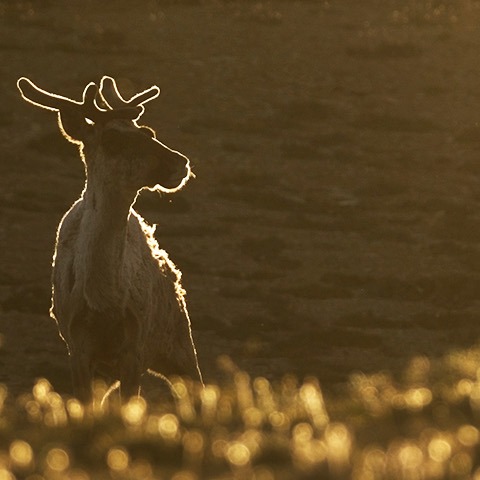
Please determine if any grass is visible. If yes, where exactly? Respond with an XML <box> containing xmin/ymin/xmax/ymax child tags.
<box><xmin>2</xmin><ymin>348</ymin><xmax>480</xmax><ymax>479</ymax></box>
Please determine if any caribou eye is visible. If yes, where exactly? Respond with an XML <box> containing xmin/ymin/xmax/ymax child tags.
<box><xmin>85</xmin><ymin>117</ymin><xmax>95</xmax><ymax>126</ymax></box>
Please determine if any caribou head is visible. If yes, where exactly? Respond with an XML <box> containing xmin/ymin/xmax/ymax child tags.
<box><xmin>17</xmin><ymin>76</ymin><xmax>191</xmax><ymax>194</ymax></box>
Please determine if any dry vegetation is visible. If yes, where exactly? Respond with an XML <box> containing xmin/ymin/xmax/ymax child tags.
<box><xmin>2</xmin><ymin>351</ymin><xmax>480</xmax><ymax>479</ymax></box>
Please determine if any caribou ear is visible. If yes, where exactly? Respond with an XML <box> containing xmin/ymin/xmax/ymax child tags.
<box><xmin>57</xmin><ymin>105</ymin><xmax>96</xmax><ymax>145</ymax></box>
<box><xmin>58</xmin><ymin>82</ymin><xmax>101</xmax><ymax>143</ymax></box>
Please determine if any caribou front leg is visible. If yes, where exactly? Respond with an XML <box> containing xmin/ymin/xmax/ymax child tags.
<box><xmin>70</xmin><ymin>349</ymin><xmax>93</xmax><ymax>402</ymax></box>
<box><xmin>119</xmin><ymin>350</ymin><xmax>142</xmax><ymax>399</ymax></box>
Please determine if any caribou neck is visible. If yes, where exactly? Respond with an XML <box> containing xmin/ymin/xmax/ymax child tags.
<box><xmin>79</xmin><ymin>164</ymin><xmax>135</xmax><ymax>311</ymax></box>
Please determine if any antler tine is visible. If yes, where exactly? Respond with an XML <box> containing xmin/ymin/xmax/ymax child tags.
<box><xmin>99</xmin><ymin>76</ymin><xmax>127</xmax><ymax>109</ymax></box>
<box><xmin>129</xmin><ymin>85</ymin><xmax>160</xmax><ymax>106</ymax></box>
<box><xmin>82</xmin><ymin>82</ymin><xmax>98</xmax><ymax>106</ymax></box>
<box><xmin>17</xmin><ymin>77</ymin><xmax>80</xmax><ymax>112</ymax></box>
<box><xmin>100</xmin><ymin>76</ymin><xmax>160</xmax><ymax>110</ymax></box>
<box><xmin>81</xmin><ymin>82</ymin><xmax>102</xmax><ymax>120</ymax></box>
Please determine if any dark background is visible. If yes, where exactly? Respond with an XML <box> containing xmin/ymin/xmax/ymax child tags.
<box><xmin>2</xmin><ymin>0</ymin><xmax>480</xmax><ymax>397</ymax></box>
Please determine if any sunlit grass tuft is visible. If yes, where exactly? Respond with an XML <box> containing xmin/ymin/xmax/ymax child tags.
<box><xmin>3</xmin><ymin>349</ymin><xmax>480</xmax><ymax>478</ymax></box>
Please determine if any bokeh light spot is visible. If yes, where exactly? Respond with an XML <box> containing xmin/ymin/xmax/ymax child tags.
<box><xmin>428</xmin><ymin>437</ymin><xmax>451</xmax><ymax>463</ymax></box>
<box><xmin>183</xmin><ymin>431</ymin><xmax>204</xmax><ymax>454</ymax></box>
<box><xmin>46</xmin><ymin>448</ymin><xmax>70</xmax><ymax>472</ymax></box>
<box><xmin>66</xmin><ymin>399</ymin><xmax>84</xmax><ymax>421</ymax></box>
<box><xmin>226</xmin><ymin>442</ymin><xmax>251</xmax><ymax>467</ymax></box>
<box><xmin>398</xmin><ymin>444</ymin><xmax>423</xmax><ymax>469</ymax></box>
<box><xmin>9</xmin><ymin>440</ymin><xmax>33</xmax><ymax>469</ymax></box>
<box><xmin>107</xmin><ymin>447</ymin><xmax>129</xmax><ymax>471</ymax></box>
<box><xmin>33</xmin><ymin>379</ymin><xmax>52</xmax><ymax>403</ymax></box>
<box><xmin>269</xmin><ymin>411</ymin><xmax>287</xmax><ymax>429</ymax></box>
<box><xmin>0</xmin><ymin>469</ymin><xmax>15</xmax><ymax>480</ymax></box>
<box><xmin>293</xmin><ymin>423</ymin><xmax>313</xmax><ymax>443</ymax></box>
<box><xmin>158</xmin><ymin>413</ymin><xmax>179</xmax><ymax>440</ymax></box>
<box><xmin>458</xmin><ymin>425</ymin><xmax>479</xmax><ymax>447</ymax></box>
<box><xmin>121</xmin><ymin>396</ymin><xmax>147</xmax><ymax>426</ymax></box>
